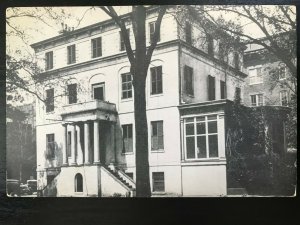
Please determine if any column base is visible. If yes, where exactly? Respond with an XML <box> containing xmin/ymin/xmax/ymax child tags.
<box><xmin>93</xmin><ymin>161</ymin><xmax>101</xmax><ymax>165</ymax></box>
<box><xmin>84</xmin><ymin>162</ymin><xmax>91</xmax><ymax>166</ymax></box>
<box><xmin>69</xmin><ymin>162</ymin><xmax>77</xmax><ymax>166</ymax></box>
<box><xmin>62</xmin><ymin>163</ymin><xmax>68</xmax><ymax>167</ymax></box>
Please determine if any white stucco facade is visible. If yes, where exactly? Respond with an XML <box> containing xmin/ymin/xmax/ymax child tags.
<box><xmin>32</xmin><ymin>7</ymin><xmax>246</xmax><ymax>197</ymax></box>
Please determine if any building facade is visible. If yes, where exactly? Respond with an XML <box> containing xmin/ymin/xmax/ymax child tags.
<box><xmin>243</xmin><ymin>42</ymin><xmax>293</xmax><ymax>107</ymax></box>
<box><xmin>31</xmin><ymin>7</ymin><xmax>247</xmax><ymax>197</ymax></box>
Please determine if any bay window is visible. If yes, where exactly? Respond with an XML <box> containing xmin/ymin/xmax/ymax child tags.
<box><xmin>184</xmin><ymin>115</ymin><xmax>219</xmax><ymax>160</ymax></box>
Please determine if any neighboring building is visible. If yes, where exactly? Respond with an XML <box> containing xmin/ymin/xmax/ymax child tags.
<box><xmin>243</xmin><ymin>40</ymin><xmax>295</xmax><ymax>155</ymax></box>
<box><xmin>243</xmin><ymin>42</ymin><xmax>293</xmax><ymax>107</ymax></box>
<box><xmin>31</xmin><ymin>6</ymin><xmax>247</xmax><ymax>197</ymax></box>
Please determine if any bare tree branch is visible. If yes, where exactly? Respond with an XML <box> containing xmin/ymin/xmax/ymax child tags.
<box><xmin>145</xmin><ymin>6</ymin><xmax>167</xmax><ymax>66</ymax></box>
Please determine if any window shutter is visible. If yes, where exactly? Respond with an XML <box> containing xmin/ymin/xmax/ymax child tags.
<box><xmin>208</xmin><ymin>75</ymin><xmax>215</xmax><ymax>100</ymax></box>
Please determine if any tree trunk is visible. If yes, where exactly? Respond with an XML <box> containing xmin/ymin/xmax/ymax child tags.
<box><xmin>131</xmin><ymin>6</ymin><xmax>151</xmax><ymax>197</ymax></box>
<box><xmin>133</xmin><ymin>78</ymin><xmax>151</xmax><ymax>197</ymax></box>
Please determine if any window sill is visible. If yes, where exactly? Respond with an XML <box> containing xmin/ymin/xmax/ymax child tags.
<box><xmin>249</xmin><ymin>82</ymin><xmax>263</xmax><ymax>85</ymax></box>
<box><xmin>121</xmin><ymin>98</ymin><xmax>133</xmax><ymax>103</ymax></box>
<box><xmin>121</xmin><ymin>152</ymin><xmax>134</xmax><ymax>155</ymax></box>
<box><xmin>181</xmin><ymin>158</ymin><xmax>226</xmax><ymax>166</ymax></box>
<box><xmin>46</xmin><ymin>111</ymin><xmax>55</xmax><ymax>115</ymax></box>
<box><xmin>74</xmin><ymin>192</ymin><xmax>83</xmax><ymax>195</ymax></box>
<box><xmin>152</xmin><ymin>191</ymin><xmax>166</xmax><ymax>195</ymax></box>
<box><xmin>150</xmin><ymin>93</ymin><xmax>163</xmax><ymax>98</ymax></box>
<box><xmin>151</xmin><ymin>150</ymin><xmax>165</xmax><ymax>153</ymax></box>
<box><xmin>91</xmin><ymin>55</ymin><xmax>102</xmax><ymax>59</ymax></box>
<box><xmin>186</xmin><ymin>94</ymin><xmax>194</xmax><ymax>98</ymax></box>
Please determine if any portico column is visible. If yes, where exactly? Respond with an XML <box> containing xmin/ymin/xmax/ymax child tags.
<box><xmin>62</xmin><ymin>124</ymin><xmax>68</xmax><ymax>166</ymax></box>
<box><xmin>84</xmin><ymin>122</ymin><xmax>90</xmax><ymax>164</ymax></box>
<box><xmin>94</xmin><ymin>120</ymin><xmax>100</xmax><ymax>164</ymax></box>
<box><xmin>76</xmin><ymin>124</ymin><xmax>84</xmax><ymax>165</ymax></box>
<box><xmin>70</xmin><ymin>124</ymin><xmax>76</xmax><ymax>165</ymax></box>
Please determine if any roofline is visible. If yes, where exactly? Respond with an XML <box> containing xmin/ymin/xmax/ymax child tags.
<box><xmin>30</xmin><ymin>5</ymin><xmax>162</xmax><ymax>49</ymax></box>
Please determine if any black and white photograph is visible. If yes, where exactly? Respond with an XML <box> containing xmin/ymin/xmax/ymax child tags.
<box><xmin>5</xmin><ymin>4</ymin><xmax>297</xmax><ymax>199</ymax></box>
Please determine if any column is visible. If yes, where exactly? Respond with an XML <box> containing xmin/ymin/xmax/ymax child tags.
<box><xmin>76</xmin><ymin>124</ymin><xmax>83</xmax><ymax>165</ymax></box>
<box><xmin>84</xmin><ymin>122</ymin><xmax>90</xmax><ymax>164</ymax></box>
<box><xmin>70</xmin><ymin>124</ymin><xmax>76</xmax><ymax>165</ymax></box>
<box><xmin>94</xmin><ymin>120</ymin><xmax>100</xmax><ymax>164</ymax></box>
<box><xmin>62</xmin><ymin>123</ymin><xmax>68</xmax><ymax>166</ymax></box>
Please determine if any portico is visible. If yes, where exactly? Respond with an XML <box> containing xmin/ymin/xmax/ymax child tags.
<box><xmin>60</xmin><ymin>100</ymin><xmax>118</xmax><ymax>167</ymax></box>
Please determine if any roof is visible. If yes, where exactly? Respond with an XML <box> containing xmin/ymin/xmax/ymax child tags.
<box><xmin>30</xmin><ymin>6</ymin><xmax>161</xmax><ymax>50</ymax></box>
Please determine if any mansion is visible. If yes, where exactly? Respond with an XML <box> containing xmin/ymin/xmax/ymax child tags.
<box><xmin>31</xmin><ymin>6</ymin><xmax>248</xmax><ymax>197</ymax></box>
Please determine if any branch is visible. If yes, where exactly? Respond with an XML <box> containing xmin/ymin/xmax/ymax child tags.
<box><xmin>145</xmin><ymin>6</ymin><xmax>167</xmax><ymax>66</ymax></box>
<box><xmin>6</xmin><ymin>81</ymin><xmax>45</xmax><ymax>102</ymax></box>
<box><xmin>99</xmin><ymin>6</ymin><xmax>135</xmax><ymax>65</ymax></box>
<box><xmin>279</xmin><ymin>6</ymin><xmax>296</xmax><ymax>30</ymax></box>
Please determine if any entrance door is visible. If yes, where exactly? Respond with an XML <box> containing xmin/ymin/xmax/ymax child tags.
<box><xmin>92</xmin><ymin>83</ymin><xmax>105</xmax><ymax>101</ymax></box>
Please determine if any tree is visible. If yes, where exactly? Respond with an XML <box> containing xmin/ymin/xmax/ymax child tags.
<box><xmin>6</xmin><ymin>7</ymin><xmax>72</xmax><ymax>106</ymax></box>
<box><xmin>100</xmin><ymin>6</ymin><xmax>167</xmax><ymax>197</ymax></box>
<box><xmin>190</xmin><ymin>5</ymin><xmax>297</xmax><ymax>148</ymax></box>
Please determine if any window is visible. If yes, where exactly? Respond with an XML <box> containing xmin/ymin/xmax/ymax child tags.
<box><xmin>250</xmin><ymin>94</ymin><xmax>264</xmax><ymax>106</ymax></box>
<box><xmin>121</xmin><ymin>73</ymin><xmax>132</xmax><ymax>99</ymax></box>
<box><xmin>280</xmin><ymin>90</ymin><xmax>288</xmax><ymax>106</ymax></box>
<box><xmin>208</xmin><ymin>75</ymin><xmax>215</xmax><ymax>101</ymax></box>
<box><xmin>151</xmin><ymin>121</ymin><xmax>164</xmax><ymax>151</ymax></box>
<box><xmin>152</xmin><ymin>172</ymin><xmax>165</xmax><ymax>192</ymax></box>
<box><xmin>184</xmin><ymin>66</ymin><xmax>194</xmax><ymax>96</ymax></box>
<box><xmin>185</xmin><ymin>22</ymin><xmax>192</xmax><ymax>44</ymax></box>
<box><xmin>249</xmin><ymin>66</ymin><xmax>263</xmax><ymax>85</ymax></box>
<box><xmin>45</xmin><ymin>88</ymin><xmax>54</xmax><ymax>112</ymax></box>
<box><xmin>149</xmin><ymin>21</ymin><xmax>160</xmax><ymax>43</ymax></box>
<box><xmin>75</xmin><ymin>173</ymin><xmax>83</xmax><ymax>192</ymax></box>
<box><xmin>207</xmin><ymin>34</ymin><xmax>214</xmax><ymax>56</ymax></box>
<box><xmin>67</xmin><ymin>83</ymin><xmax>77</xmax><ymax>104</ymax></box>
<box><xmin>125</xmin><ymin>172</ymin><xmax>134</xmax><ymax>180</ymax></box>
<box><xmin>151</xmin><ymin>66</ymin><xmax>163</xmax><ymax>95</ymax></box>
<box><xmin>67</xmin><ymin>131</ymin><xmax>71</xmax><ymax>157</ymax></box>
<box><xmin>92</xmin><ymin>83</ymin><xmax>105</xmax><ymax>101</ymax></box>
<box><xmin>120</xmin><ymin>29</ymin><xmax>129</xmax><ymax>51</ymax></box>
<box><xmin>91</xmin><ymin>37</ymin><xmax>102</xmax><ymax>58</ymax></box>
<box><xmin>184</xmin><ymin>115</ymin><xmax>218</xmax><ymax>159</ymax></box>
<box><xmin>279</xmin><ymin>66</ymin><xmax>286</xmax><ymax>80</ymax></box>
<box><xmin>46</xmin><ymin>134</ymin><xmax>55</xmax><ymax>159</ymax></box>
<box><xmin>45</xmin><ymin>51</ymin><xmax>53</xmax><ymax>70</ymax></box>
<box><xmin>220</xmin><ymin>80</ymin><xmax>226</xmax><ymax>99</ymax></box>
<box><xmin>122</xmin><ymin>124</ymin><xmax>133</xmax><ymax>153</ymax></box>
<box><xmin>67</xmin><ymin>45</ymin><xmax>76</xmax><ymax>64</ymax></box>
<box><xmin>235</xmin><ymin>87</ymin><xmax>241</xmax><ymax>101</ymax></box>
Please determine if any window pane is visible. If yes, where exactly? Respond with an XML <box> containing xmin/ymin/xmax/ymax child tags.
<box><xmin>207</xmin><ymin>115</ymin><xmax>217</xmax><ymax>120</ymax></box>
<box><xmin>196</xmin><ymin>116</ymin><xmax>205</xmax><ymax>122</ymax></box>
<box><xmin>185</xmin><ymin>123</ymin><xmax>194</xmax><ymax>135</ymax></box>
<box><xmin>128</xmin><ymin>125</ymin><xmax>132</xmax><ymax>138</ymax></box>
<box><xmin>185</xmin><ymin>118</ymin><xmax>194</xmax><ymax>123</ymax></box>
<box><xmin>152</xmin><ymin>172</ymin><xmax>164</xmax><ymax>192</ymax></box>
<box><xmin>186</xmin><ymin>136</ymin><xmax>195</xmax><ymax>159</ymax></box>
<box><xmin>208</xmin><ymin>121</ymin><xmax>217</xmax><ymax>133</ymax></box>
<box><xmin>158</xmin><ymin>135</ymin><xmax>164</xmax><ymax>149</ymax></box>
<box><xmin>209</xmin><ymin>135</ymin><xmax>218</xmax><ymax>157</ymax></box>
<box><xmin>152</xmin><ymin>122</ymin><xmax>157</xmax><ymax>136</ymax></box>
<box><xmin>197</xmin><ymin>136</ymin><xmax>207</xmax><ymax>158</ymax></box>
<box><xmin>94</xmin><ymin>86</ymin><xmax>104</xmax><ymax>100</ymax></box>
<box><xmin>196</xmin><ymin>122</ymin><xmax>205</xmax><ymax>134</ymax></box>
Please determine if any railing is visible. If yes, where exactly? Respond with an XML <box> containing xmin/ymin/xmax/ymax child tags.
<box><xmin>62</xmin><ymin>99</ymin><xmax>117</xmax><ymax>116</ymax></box>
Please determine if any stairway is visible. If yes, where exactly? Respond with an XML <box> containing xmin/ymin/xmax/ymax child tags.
<box><xmin>103</xmin><ymin>165</ymin><xmax>134</xmax><ymax>190</ymax></box>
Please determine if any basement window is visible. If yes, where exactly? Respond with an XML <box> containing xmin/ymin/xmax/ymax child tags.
<box><xmin>75</xmin><ymin>173</ymin><xmax>83</xmax><ymax>192</ymax></box>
